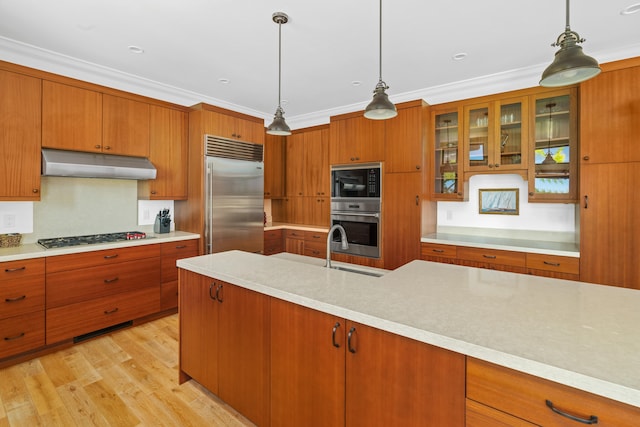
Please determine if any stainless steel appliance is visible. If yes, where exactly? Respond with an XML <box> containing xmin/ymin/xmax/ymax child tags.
<box><xmin>204</xmin><ymin>136</ymin><xmax>264</xmax><ymax>254</ymax></box>
<box><xmin>330</xmin><ymin>163</ymin><xmax>381</xmax><ymax>258</ymax></box>
<box><xmin>37</xmin><ymin>231</ymin><xmax>147</xmax><ymax>249</ymax></box>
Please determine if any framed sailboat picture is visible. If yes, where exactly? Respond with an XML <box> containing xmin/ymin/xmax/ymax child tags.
<box><xmin>479</xmin><ymin>188</ymin><xmax>519</xmax><ymax>215</ymax></box>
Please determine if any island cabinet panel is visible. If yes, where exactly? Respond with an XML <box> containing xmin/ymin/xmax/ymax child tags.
<box><xmin>466</xmin><ymin>399</ymin><xmax>537</xmax><ymax>427</ymax></box>
<box><xmin>178</xmin><ymin>271</ymin><xmax>270</xmax><ymax>427</ymax></box>
<box><xmin>467</xmin><ymin>358</ymin><xmax>640</xmax><ymax>427</ymax></box>
<box><xmin>345</xmin><ymin>321</ymin><xmax>466</xmax><ymax>427</ymax></box>
<box><xmin>270</xmin><ymin>298</ymin><xmax>346</xmax><ymax>427</ymax></box>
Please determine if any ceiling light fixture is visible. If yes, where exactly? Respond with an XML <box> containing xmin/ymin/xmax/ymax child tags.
<box><xmin>621</xmin><ymin>3</ymin><xmax>640</xmax><ymax>15</ymax></box>
<box><xmin>266</xmin><ymin>12</ymin><xmax>292</xmax><ymax>136</ymax></box>
<box><xmin>452</xmin><ymin>52</ymin><xmax>468</xmax><ymax>61</ymax></box>
<box><xmin>364</xmin><ymin>0</ymin><xmax>397</xmax><ymax>120</ymax></box>
<box><xmin>128</xmin><ymin>45</ymin><xmax>144</xmax><ymax>54</ymax></box>
<box><xmin>540</xmin><ymin>0</ymin><xmax>600</xmax><ymax>87</ymax></box>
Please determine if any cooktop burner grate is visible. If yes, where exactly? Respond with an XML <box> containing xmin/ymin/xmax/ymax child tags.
<box><xmin>37</xmin><ymin>231</ymin><xmax>147</xmax><ymax>249</ymax></box>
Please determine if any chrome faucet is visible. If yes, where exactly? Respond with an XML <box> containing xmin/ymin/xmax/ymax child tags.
<box><xmin>326</xmin><ymin>224</ymin><xmax>348</xmax><ymax>268</ymax></box>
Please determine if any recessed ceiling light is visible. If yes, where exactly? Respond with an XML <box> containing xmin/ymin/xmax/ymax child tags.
<box><xmin>621</xmin><ymin>3</ymin><xmax>640</xmax><ymax>15</ymax></box>
<box><xmin>351</xmin><ymin>81</ymin><xmax>362</xmax><ymax>86</ymax></box>
<box><xmin>218</xmin><ymin>78</ymin><xmax>230</xmax><ymax>84</ymax></box>
<box><xmin>128</xmin><ymin>45</ymin><xmax>144</xmax><ymax>54</ymax></box>
<box><xmin>452</xmin><ymin>52</ymin><xmax>468</xmax><ymax>61</ymax></box>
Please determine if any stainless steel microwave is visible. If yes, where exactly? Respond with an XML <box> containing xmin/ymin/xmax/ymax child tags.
<box><xmin>331</xmin><ymin>163</ymin><xmax>381</xmax><ymax>199</ymax></box>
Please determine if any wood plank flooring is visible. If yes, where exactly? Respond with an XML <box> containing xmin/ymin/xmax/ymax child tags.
<box><xmin>0</xmin><ymin>314</ymin><xmax>255</xmax><ymax>426</ymax></box>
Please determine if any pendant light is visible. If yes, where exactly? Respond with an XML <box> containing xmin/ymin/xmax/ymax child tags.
<box><xmin>540</xmin><ymin>0</ymin><xmax>601</xmax><ymax>87</ymax></box>
<box><xmin>267</xmin><ymin>12</ymin><xmax>292</xmax><ymax>136</ymax></box>
<box><xmin>364</xmin><ymin>0</ymin><xmax>397</xmax><ymax>120</ymax></box>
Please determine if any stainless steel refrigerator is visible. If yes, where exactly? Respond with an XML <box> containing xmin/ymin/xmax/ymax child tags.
<box><xmin>204</xmin><ymin>136</ymin><xmax>264</xmax><ymax>254</ymax></box>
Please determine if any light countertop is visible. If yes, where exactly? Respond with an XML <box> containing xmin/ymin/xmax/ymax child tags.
<box><xmin>177</xmin><ymin>250</ymin><xmax>640</xmax><ymax>408</ymax></box>
<box><xmin>264</xmin><ymin>222</ymin><xmax>329</xmax><ymax>233</ymax></box>
<box><xmin>0</xmin><ymin>231</ymin><xmax>200</xmax><ymax>262</ymax></box>
<box><xmin>422</xmin><ymin>232</ymin><xmax>580</xmax><ymax>257</ymax></box>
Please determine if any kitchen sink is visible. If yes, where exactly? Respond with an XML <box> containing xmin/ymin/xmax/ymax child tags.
<box><xmin>329</xmin><ymin>265</ymin><xmax>385</xmax><ymax>277</ymax></box>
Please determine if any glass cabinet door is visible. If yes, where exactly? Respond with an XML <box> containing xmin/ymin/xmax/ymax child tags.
<box><xmin>432</xmin><ymin>110</ymin><xmax>461</xmax><ymax>199</ymax></box>
<box><xmin>498</xmin><ymin>101</ymin><xmax>525</xmax><ymax>168</ymax></box>
<box><xmin>465</xmin><ymin>105</ymin><xmax>490</xmax><ymax>170</ymax></box>
<box><xmin>529</xmin><ymin>88</ymin><xmax>577</xmax><ymax>202</ymax></box>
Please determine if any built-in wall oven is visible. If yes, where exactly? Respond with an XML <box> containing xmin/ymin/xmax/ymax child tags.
<box><xmin>330</xmin><ymin>163</ymin><xmax>381</xmax><ymax>258</ymax></box>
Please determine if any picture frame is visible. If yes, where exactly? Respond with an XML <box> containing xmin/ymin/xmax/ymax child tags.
<box><xmin>479</xmin><ymin>188</ymin><xmax>519</xmax><ymax>215</ymax></box>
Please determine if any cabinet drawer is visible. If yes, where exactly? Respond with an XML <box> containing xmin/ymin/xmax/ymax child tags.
<box><xmin>421</xmin><ymin>243</ymin><xmax>457</xmax><ymax>259</ymax></box>
<box><xmin>1</xmin><ymin>258</ymin><xmax>45</xmax><ymax>282</ymax></box>
<box><xmin>0</xmin><ymin>311</ymin><xmax>45</xmax><ymax>359</ymax></box>
<box><xmin>304</xmin><ymin>241</ymin><xmax>325</xmax><ymax>258</ymax></box>
<box><xmin>284</xmin><ymin>229</ymin><xmax>305</xmax><ymax>239</ymax></box>
<box><xmin>457</xmin><ymin>247</ymin><xmax>525</xmax><ymax>267</ymax></box>
<box><xmin>46</xmin><ymin>287</ymin><xmax>160</xmax><ymax>344</ymax></box>
<box><xmin>264</xmin><ymin>229</ymin><xmax>283</xmax><ymax>241</ymax></box>
<box><xmin>304</xmin><ymin>231</ymin><xmax>327</xmax><ymax>242</ymax></box>
<box><xmin>466</xmin><ymin>399</ymin><xmax>536</xmax><ymax>426</ymax></box>
<box><xmin>1</xmin><ymin>274</ymin><xmax>44</xmax><ymax>319</ymax></box>
<box><xmin>46</xmin><ymin>257</ymin><xmax>160</xmax><ymax>308</ymax></box>
<box><xmin>526</xmin><ymin>253</ymin><xmax>579</xmax><ymax>275</ymax></box>
<box><xmin>467</xmin><ymin>358</ymin><xmax>640</xmax><ymax>427</ymax></box>
<box><xmin>46</xmin><ymin>244</ymin><xmax>161</xmax><ymax>273</ymax></box>
<box><xmin>161</xmin><ymin>240</ymin><xmax>198</xmax><ymax>283</ymax></box>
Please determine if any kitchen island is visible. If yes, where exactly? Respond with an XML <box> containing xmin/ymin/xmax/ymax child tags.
<box><xmin>178</xmin><ymin>250</ymin><xmax>640</xmax><ymax>425</ymax></box>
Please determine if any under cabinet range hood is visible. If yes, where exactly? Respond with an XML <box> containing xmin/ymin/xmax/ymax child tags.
<box><xmin>41</xmin><ymin>148</ymin><xmax>157</xmax><ymax>180</ymax></box>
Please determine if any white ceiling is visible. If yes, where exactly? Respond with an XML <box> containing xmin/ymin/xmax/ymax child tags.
<box><xmin>1</xmin><ymin>0</ymin><xmax>639</xmax><ymax>129</ymax></box>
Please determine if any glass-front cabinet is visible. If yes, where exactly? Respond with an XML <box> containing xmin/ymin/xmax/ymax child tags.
<box><xmin>528</xmin><ymin>88</ymin><xmax>577</xmax><ymax>202</ymax></box>
<box><xmin>463</xmin><ymin>97</ymin><xmax>528</xmax><ymax>174</ymax></box>
<box><xmin>431</xmin><ymin>108</ymin><xmax>462</xmax><ymax>200</ymax></box>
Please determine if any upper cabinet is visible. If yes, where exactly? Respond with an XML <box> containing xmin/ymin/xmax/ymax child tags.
<box><xmin>463</xmin><ymin>96</ymin><xmax>528</xmax><ymax>175</ymax></box>
<box><xmin>528</xmin><ymin>88</ymin><xmax>578</xmax><ymax>202</ymax></box>
<box><xmin>195</xmin><ymin>103</ymin><xmax>265</xmax><ymax>145</ymax></box>
<box><xmin>580</xmin><ymin>64</ymin><xmax>640</xmax><ymax>164</ymax></box>
<box><xmin>431</xmin><ymin>107</ymin><xmax>462</xmax><ymax>200</ymax></box>
<box><xmin>138</xmin><ymin>106</ymin><xmax>188</xmax><ymax>200</ymax></box>
<box><xmin>0</xmin><ymin>70</ymin><xmax>41</xmax><ymax>201</ymax></box>
<box><xmin>42</xmin><ymin>81</ymin><xmax>102</xmax><ymax>153</ymax></box>
<box><xmin>102</xmin><ymin>94</ymin><xmax>150</xmax><ymax>157</ymax></box>
<box><xmin>286</xmin><ymin>126</ymin><xmax>329</xmax><ymax>197</ymax></box>
<box><xmin>329</xmin><ymin>114</ymin><xmax>384</xmax><ymax>165</ymax></box>
<box><xmin>384</xmin><ymin>102</ymin><xmax>425</xmax><ymax>173</ymax></box>
<box><xmin>264</xmin><ymin>133</ymin><xmax>285</xmax><ymax>198</ymax></box>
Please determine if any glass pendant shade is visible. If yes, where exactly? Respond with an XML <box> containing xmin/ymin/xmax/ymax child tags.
<box><xmin>364</xmin><ymin>81</ymin><xmax>397</xmax><ymax>120</ymax></box>
<box><xmin>267</xmin><ymin>106</ymin><xmax>291</xmax><ymax>136</ymax></box>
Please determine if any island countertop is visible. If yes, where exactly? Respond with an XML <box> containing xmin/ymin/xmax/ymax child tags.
<box><xmin>177</xmin><ymin>250</ymin><xmax>640</xmax><ymax>408</ymax></box>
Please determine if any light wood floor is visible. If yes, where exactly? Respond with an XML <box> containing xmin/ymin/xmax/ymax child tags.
<box><xmin>0</xmin><ymin>314</ymin><xmax>255</xmax><ymax>426</ymax></box>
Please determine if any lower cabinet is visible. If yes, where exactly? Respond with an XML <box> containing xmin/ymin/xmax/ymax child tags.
<box><xmin>264</xmin><ymin>229</ymin><xmax>284</xmax><ymax>255</ymax></box>
<box><xmin>466</xmin><ymin>358</ymin><xmax>640</xmax><ymax>427</ymax></box>
<box><xmin>179</xmin><ymin>270</ymin><xmax>270</xmax><ymax>427</ymax></box>
<box><xmin>160</xmin><ymin>239</ymin><xmax>198</xmax><ymax>310</ymax></box>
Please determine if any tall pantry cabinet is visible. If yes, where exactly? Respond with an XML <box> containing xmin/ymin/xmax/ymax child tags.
<box><xmin>579</xmin><ymin>58</ymin><xmax>640</xmax><ymax>289</ymax></box>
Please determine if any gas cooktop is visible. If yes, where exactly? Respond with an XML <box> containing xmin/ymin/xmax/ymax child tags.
<box><xmin>37</xmin><ymin>231</ymin><xmax>147</xmax><ymax>249</ymax></box>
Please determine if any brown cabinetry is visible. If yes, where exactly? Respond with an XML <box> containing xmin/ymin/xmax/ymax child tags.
<box><xmin>284</xmin><ymin>229</ymin><xmax>305</xmax><ymax>255</ymax></box>
<box><xmin>138</xmin><ymin>106</ymin><xmax>188</xmax><ymax>200</ymax></box>
<box><xmin>160</xmin><ymin>239</ymin><xmax>198</xmax><ymax>310</ymax></box>
<box><xmin>102</xmin><ymin>94</ymin><xmax>150</xmax><ymax>157</ymax></box>
<box><xmin>304</xmin><ymin>230</ymin><xmax>327</xmax><ymax>259</ymax></box>
<box><xmin>467</xmin><ymin>357</ymin><xmax>640</xmax><ymax>427</ymax></box>
<box><xmin>264</xmin><ymin>229</ymin><xmax>284</xmax><ymax>255</ymax></box>
<box><xmin>45</xmin><ymin>245</ymin><xmax>161</xmax><ymax>344</ymax></box>
<box><xmin>384</xmin><ymin>103</ymin><xmax>425</xmax><ymax>173</ymax></box>
<box><xmin>431</xmin><ymin>106</ymin><xmax>463</xmax><ymax>200</ymax></box>
<box><xmin>0</xmin><ymin>258</ymin><xmax>45</xmax><ymax>359</ymax></box>
<box><xmin>179</xmin><ymin>271</ymin><xmax>270</xmax><ymax>427</ymax></box>
<box><xmin>0</xmin><ymin>70</ymin><xmax>42</xmax><ymax>201</ymax></box>
<box><xmin>264</xmin><ymin>133</ymin><xmax>285</xmax><ymax>198</ymax></box>
<box><xmin>526</xmin><ymin>252</ymin><xmax>579</xmax><ymax>280</ymax></box>
<box><xmin>457</xmin><ymin>247</ymin><xmax>526</xmax><ymax>273</ymax></box>
<box><xmin>329</xmin><ymin>113</ymin><xmax>385</xmax><ymax>164</ymax></box>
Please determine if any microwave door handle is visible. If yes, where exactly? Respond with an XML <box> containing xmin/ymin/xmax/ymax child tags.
<box><xmin>332</xmin><ymin>211</ymin><xmax>379</xmax><ymax>218</ymax></box>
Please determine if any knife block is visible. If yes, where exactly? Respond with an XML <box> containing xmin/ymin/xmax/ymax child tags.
<box><xmin>154</xmin><ymin>214</ymin><xmax>170</xmax><ymax>234</ymax></box>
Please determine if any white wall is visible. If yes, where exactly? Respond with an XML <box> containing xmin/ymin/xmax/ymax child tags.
<box><xmin>436</xmin><ymin>174</ymin><xmax>576</xmax><ymax>242</ymax></box>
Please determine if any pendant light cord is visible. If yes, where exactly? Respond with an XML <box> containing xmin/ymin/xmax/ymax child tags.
<box><xmin>278</xmin><ymin>20</ymin><xmax>283</xmax><ymax>109</ymax></box>
<box><xmin>378</xmin><ymin>0</ymin><xmax>383</xmax><ymax>83</ymax></box>
<box><xmin>565</xmin><ymin>0</ymin><xmax>571</xmax><ymax>31</ymax></box>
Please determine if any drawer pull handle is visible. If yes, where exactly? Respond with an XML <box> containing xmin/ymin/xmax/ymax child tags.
<box><xmin>103</xmin><ymin>254</ymin><xmax>119</xmax><ymax>259</ymax></box>
<box><xmin>543</xmin><ymin>261</ymin><xmax>561</xmax><ymax>267</ymax></box>
<box><xmin>332</xmin><ymin>322</ymin><xmax>341</xmax><ymax>348</ymax></box>
<box><xmin>4</xmin><ymin>266</ymin><xmax>26</xmax><ymax>273</ymax></box>
<box><xmin>545</xmin><ymin>400</ymin><xmax>598</xmax><ymax>424</ymax></box>
<box><xmin>347</xmin><ymin>326</ymin><xmax>357</xmax><ymax>354</ymax></box>
<box><xmin>104</xmin><ymin>277</ymin><xmax>119</xmax><ymax>284</ymax></box>
<box><xmin>175</xmin><ymin>245</ymin><xmax>187</xmax><ymax>249</ymax></box>
<box><xmin>482</xmin><ymin>254</ymin><xmax>497</xmax><ymax>259</ymax></box>
<box><xmin>104</xmin><ymin>308</ymin><xmax>119</xmax><ymax>315</ymax></box>
<box><xmin>4</xmin><ymin>332</ymin><xmax>25</xmax><ymax>341</ymax></box>
<box><xmin>5</xmin><ymin>295</ymin><xmax>26</xmax><ymax>303</ymax></box>
<box><xmin>432</xmin><ymin>249</ymin><xmax>445</xmax><ymax>253</ymax></box>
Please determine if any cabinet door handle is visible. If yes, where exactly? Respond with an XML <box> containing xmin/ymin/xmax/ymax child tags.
<box><xmin>584</xmin><ymin>195</ymin><xmax>589</xmax><ymax>209</ymax></box>
<box><xmin>175</xmin><ymin>245</ymin><xmax>187</xmax><ymax>249</ymax></box>
<box><xmin>545</xmin><ymin>400</ymin><xmax>598</xmax><ymax>424</ymax></box>
<box><xmin>5</xmin><ymin>295</ymin><xmax>26</xmax><ymax>303</ymax></box>
<box><xmin>209</xmin><ymin>282</ymin><xmax>216</xmax><ymax>300</ymax></box>
<box><xmin>332</xmin><ymin>322</ymin><xmax>341</xmax><ymax>348</ymax></box>
<box><xmin>583</xmin><ymin>155</ymin><xmax>590</xmax><ymax>161</ymax></box>
<box><xmin>347</xmin><ymin>326</ymin><xmax>357</xmax><ymax>354</ymax></box>
<box><xmin>543</xmin><ymin>261</ymin><xmax>561</xmax><ymax>267</ymax></box>
<box><xmin>494</xmin><ymin>163</ymin><xmax>500</xmax><ymax>168</ymax></box>
<box><xmin>33</xmin><ymin>188</ymin><xmax>39</xmax><ymax>193</ymax></box>
<box><xmin>415</xmin><ymin>195</ymin><xmax>419</xmax><ymax>206</ymax></box>
<box><xmin>432</xmin><ymin>249</ymin><xmax>445</xmax><ymax>253</ymax></box>
<box><xmin>103</xmin><ymin>254</ymin><xmax>119</xmax><ymax>259</ymax></box>
<box><xmin>104</xmin><ymin>145</ymin><xmax>111</xmax><ymax>150</ymax></box>
<box><xmin>482</xmin><ymin>254</ymin><xmax>497</xmax><ymax>259</ymax></box>
<box><xmin>215</xmin><ymin>284</ymin><xmax>224</xmax><ymax>303</ymax></box>
<box><xmin>103</xmin><ymin>277</ymin><xmax>119</xmax><ymax>284</ymax></box>
<box><xmin>104</xmin><ymin>308</ymin><xmax>119</xmax><ymax>315</ymax></box>
<box><xmin>4</xmin><ymin>266</ymin><xmax>26</xmax><ymax>273</ymax></box>
<box><xmin>4</xmin><ymin>332</ymin><xmax>25</xmax><ymax>341</ymax></box>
